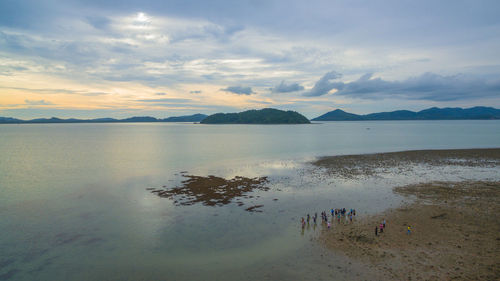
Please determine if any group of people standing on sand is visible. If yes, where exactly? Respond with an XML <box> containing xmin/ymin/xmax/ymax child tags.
<box><xmin>300</xmin><ymin>210</ymin><xmax>412</xmax><ymax>237</ymax></box>
<box><xmin>300</xmin><ymin>208</ymin><xmax>357</xmax><ymax>229</ymax></box>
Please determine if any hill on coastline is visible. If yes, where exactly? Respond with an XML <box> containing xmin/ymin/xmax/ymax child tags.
<box><xmin>200</xmin><ymin>108</ymin><xmax>310</xmax><ymax>124</ymax></box>
<box><xmin>163</xmin><ymin>113</ymin><xmax>207</xmax><ymax>122</ymax></box>
<box><xmin>4</xmin><ymin>106</ymin><xmax>499</xmax><ymax>124</ymax></box>
<box><xmin>0</xmin><ymin>114</ymin><xmax>208</xmax><ymax>124</ymax></box>
<box><xmin>312</xmin><ymin>107</ymin><xmax>500</xmax><ymax>121</ymax></box>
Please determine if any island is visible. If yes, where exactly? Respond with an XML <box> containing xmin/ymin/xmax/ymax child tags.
<box><xmin>312</xmin><ymin>106</ymin><xmax>500</xmax><ymax>121</ymax></box>
<box><xmin>0</xmin><ymin>114</ymin><xmax>208</xmax><ymax>124</ymax></box>
<box><xmin>200</xmin><ymin>108</ymin><xmax>311</xmax><ymax>124</ymax></box>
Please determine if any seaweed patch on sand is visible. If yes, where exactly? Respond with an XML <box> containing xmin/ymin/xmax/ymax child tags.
<box><xmin>147</xmin><ymin>175</ymin><xmax>269</xmax><ymax>210</ymax></box>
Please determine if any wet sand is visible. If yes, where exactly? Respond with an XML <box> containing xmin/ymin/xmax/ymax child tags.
<box><xmin>314</xmin><ymin>149</ymin><xmax>500</xmax><ymax>280</ymax></box>
<box><xmin>319</xmin><ymin>179</ymin><xmax>500</xmax><ymax>280</ymax></box>
<box><xmin>313</xmin><ymin>148</ymin><xmax>500</xmax><ymax>179</ymax></box>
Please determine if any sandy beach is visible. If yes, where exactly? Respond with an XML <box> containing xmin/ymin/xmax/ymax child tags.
<box><xmin>315</xmin><ymin>149</ymin><xmax>500</xmax><ymax>280</ymax></box>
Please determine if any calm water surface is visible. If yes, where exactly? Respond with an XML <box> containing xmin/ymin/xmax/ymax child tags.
<box><xmin>1</xmin><ymin>121</ymin><xmax>499</xmax><ymax>280</ymax></box>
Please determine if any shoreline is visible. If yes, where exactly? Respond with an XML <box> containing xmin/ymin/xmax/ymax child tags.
<box><xmin>314</xmin><ymin>148</ymin><xmax>500</xmax><ymax>165</ymax></box>
<box><xmin>311</xmin><ymin>148</ymin><xmax>500</xmax><ymax>179</ymax></box>
<box><xmin>318</xmin><ymin>180</ymin><xmax>500</xmax><ymax>280</ymax></box>
<box><xmin>312</xmin><ymin>148</ymin><xmax>500</xmax><ymax>280</ymax></box>
<box><xmin>150</xmin><ymin>148</ymin><xmax>500</xmax><ymax>280</ymax></box>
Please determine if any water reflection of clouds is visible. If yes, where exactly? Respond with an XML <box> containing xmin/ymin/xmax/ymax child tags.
<box><xmin>184</xmin><ymin>157</ymin><xmax>310</xmax><ymax>180</ymax></box>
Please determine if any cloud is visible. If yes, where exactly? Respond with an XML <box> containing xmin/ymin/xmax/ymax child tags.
<box><xmin>1</xmin><ymin>0</ymin><xmax>500</xmax><ymax>120</ymax></box>
<box><xmin>85</xmin><ymin>16</ymin><xmax>111</xmax><ymax>30</ymax></box>
<box><xmin>247</xmin><ymin>99</ymin><xmax>273</xmax><ymax>105</ymax></box>
<box><xmin>271</xmin><ymin>81</ymin><xmax>304</xmax><ymax>93</ymax></box>
<box><xmin>0</xmin><ymin>86</ymin><xmax>109</xmax><ymax>96</ymax></box>
<box><xmin>0</xmin><ymin>65</ymin><xmax>28</xmax><ymax>76</ymax></box>
<box><xmin>329</xmin><ymin>72</ymin><xmax>500</xmax><ymax>101</ymax></box>
<box><xmin>303</xmin><ymin>71</ymin><xmax>343</xmax><ymax>96</ymax></box>
<box><xmin>80</xmin><ymin>92</ymin><xmax>110</xmax><ymax>96</ymax></box>
<box><xmin>221</xmin><ymin>86</ymin><xmax>254</xmax><ymax>95</ymax></box>
<box><xmin>24</xmin><ymin>99</ymin><xmax>53</xmax><ymax>105</ymax></box>
<box><xmin>155</xmin><ymin>92</ymin><xmax>166</xmax><ymax>95</ymax></box>
<box><xmin>190</xmin><ymin>90</ymin><xmax>202</xmax><ymax>94</ymax></box>
<box><xmin>202</xmin><ymin>24</ymin><xmax>244</xmax><ymax>41</ymax></box>
<box><xmin>136</xmin><ymin>98</ymin><xmax>192</xmax><ymax>103</ymax></box>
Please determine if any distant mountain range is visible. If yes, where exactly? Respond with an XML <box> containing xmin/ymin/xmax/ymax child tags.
<box><xmin>312</xmin><ymin>107</ymin><xmax>500</xmax><ymax>121</ymax></box>
<box><xmin>2</xmin><ymin>107</ymin><xmax>499</xmax><ymax>124</ymax></box>
<box><xmin>200</xmin><ymin>108</ymin><xmax>310</xmax><ymax>124</ymax></box>
<box><xmin>0</xmin><ymin>114</ymin><xmax>208</xmax><ymax>124</ymax></box>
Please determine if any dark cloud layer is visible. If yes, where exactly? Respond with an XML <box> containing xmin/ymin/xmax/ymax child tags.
<box><xmin>271</xmin><ymin>81</ymin><xmax>304</xmax><ymax>93</ymax></box>
<box><xmin>306</xmin><ymin>71</ymin><xmax>500</xmax><ymax>101</ymax></box>
<box><xmin>221</xmin><ymin>86</ymin><xmax>254</xmax><ymax>95</ymax></box>
<box><xmin>303</xmin><ymin>71</ymin><xmax>342</xmax><ymax>96</ymax></box>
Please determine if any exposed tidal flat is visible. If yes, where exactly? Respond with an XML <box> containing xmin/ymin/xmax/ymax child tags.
<box><xmin>0</xmin><ymin>121</ymin><xmax>500</xmax><ymax>280</ymax></box>
<box><xmin>313</xmin><ymin>149</ymin><xmax>500</xmax><ymax>280</ymax></box>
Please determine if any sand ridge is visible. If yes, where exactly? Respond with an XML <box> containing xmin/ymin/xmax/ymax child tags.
<box><xmin>312</xmin><ymin>148</ymin><xmax>500</xmax><ymax>179</ymax></box>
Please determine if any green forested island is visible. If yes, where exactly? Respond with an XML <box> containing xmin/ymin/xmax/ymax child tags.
<box><xmin>312</xmin><ymin>107</ymin><xmax>500</xmax><ymax>121</ymax></box>
<box><xmin>200</xmin><ymin>108</ymin><xmax>311</xmax><ymax>124</ymax></box>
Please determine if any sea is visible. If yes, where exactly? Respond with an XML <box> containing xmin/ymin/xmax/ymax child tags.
<box><xmin>1</xmin><ymin>120</ymin><xmax>499</xmax><ymax>280</ymax></box>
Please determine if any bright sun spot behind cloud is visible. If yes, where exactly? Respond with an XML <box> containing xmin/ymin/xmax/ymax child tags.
<box><xmin>136</xmin><ymin>12</ymin><xmax>149</xmax><ymax>23</ymax></box>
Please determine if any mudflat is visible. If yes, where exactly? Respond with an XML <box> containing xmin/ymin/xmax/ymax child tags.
<box><xmin>314</xmin><ymin>149</ymin><xmax>500</xmax><ymax>280</ymax></box>
<box><xmin>319</xmin><ymin>177</ymin><xmax>500</xmax><ymax>279</ymax></box>
<box><xmin>312</xmin><ymin>148</ymin><xmax>500</xmax><ymax>179</ymax></box>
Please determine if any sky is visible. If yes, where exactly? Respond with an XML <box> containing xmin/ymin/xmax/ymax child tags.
<box><xmin>1</xmin><ymin>0</ymin><xmax>500</xmax><ymax>119</ymax></box>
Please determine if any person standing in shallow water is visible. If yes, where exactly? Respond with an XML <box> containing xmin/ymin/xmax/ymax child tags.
<box><xmin>375</xmin><ymin>226</ymin><xmax>378</xmax><ymax>236</ymax></box>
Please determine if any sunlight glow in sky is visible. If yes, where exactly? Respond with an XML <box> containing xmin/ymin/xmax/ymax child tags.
<box><xmin>136</xmin><ymin>12</ymin><xmax>149</xmax><ymax>23</ymax></box>
<box><xmin>0</xmin><ymin>0</ymin><xmax>499</xmax><ymax>119</ymax></box>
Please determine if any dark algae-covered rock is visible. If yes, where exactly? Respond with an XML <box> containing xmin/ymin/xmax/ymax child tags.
<box><xmin>148</xmin><ymin>175</ymin><xmax>269</xmax><ymax>211</ymax></box>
